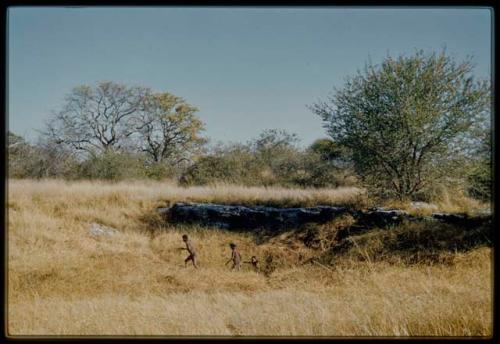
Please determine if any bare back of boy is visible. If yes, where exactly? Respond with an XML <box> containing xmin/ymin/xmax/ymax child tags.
<box><xmin>231</xmin><ymin>249</ymin><xmax>241</xmax><ymax>270</ymax></box>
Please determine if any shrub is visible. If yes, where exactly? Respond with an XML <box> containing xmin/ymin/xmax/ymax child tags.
<box><xmin>180</xmin><ymin>133</ymin><xmax>359</xmax><ymax>188</ymax></box>
<box><xmin>77</xmin><ymin>150</ymin><xmax>147</xmax><ymax>180</ymax></box>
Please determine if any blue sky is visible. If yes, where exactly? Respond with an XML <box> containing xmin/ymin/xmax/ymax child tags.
<box><xmin>8</xmin><ymin>7</ymin><xmax>492</xmax><ymax>146</ymax></box>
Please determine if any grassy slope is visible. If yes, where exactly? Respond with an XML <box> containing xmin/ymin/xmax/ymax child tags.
<box><xmin>7</xmin><ymin>179</ymin><xmax>492</xmax><ymax>336</ymax></box>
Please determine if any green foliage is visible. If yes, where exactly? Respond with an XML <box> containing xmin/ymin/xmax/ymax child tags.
<box><xmin>300</xmin><ymin>151</ymin><xmax>358</xmax><ymax>188</ymax></box>
<box><xmin>8</xmin><ymin>131</ymin><xmax>79</xmax><ymax>179</ymax></box>
<box><xmin>142</xmin><ymin>162</ymin><xmax>178</xmax><ymax>180</ymax></box>
<box><xmin>180</xmin><ymin>144</ymin><xmax>260</xmax><ymax>186</ymax></box>
<box><xmin>77</xmin><ymin>149</ymin><xmax>147</xmax><ymax>180</ymax></box>
<box><xmin>308</xmin><ymin>138</ymin><xmax>343</xmax><ymax>163</ymax></box>
<box><xmin>14</xmin><ymin>52</ymin><xmax>491</xmax><ymax>200</ymax></box>
<box><xmin>466</xmin><ymin>125</ymin><xmax>492</xmax><ymax>201</ymax></box>
<box><xmin>180</xmin><ymin>155</ymin><xmax>242</xmax><ymax>185</ymax></box>
<box><xmin>311</xmin><ymin>50</ymin><xmax>491</xmax><ymax>200</ymax></box>
<box><xmin>180</xmin><ymin>130</ymin><xmax>357</xmax><ymax>188</ymax></box>
<box><xmin>13</xmin><ymin>128</ymin><xmax>357</xmax><ymax>187</ymax></box>
<box><xmin>468</xmin><ymin>163</ymin><xmax>491</xmax><ymax>201</ymax></box>
<box><xmin>252</xmin><ymin>129</ymin><xmax>299</xmax><ymax>154</ymax></box>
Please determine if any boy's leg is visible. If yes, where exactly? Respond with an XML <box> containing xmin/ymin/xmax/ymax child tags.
<box><xmin>192</xmin><ymin>255</ymin><xmax>198</xmax><ymax>268</ymax></box>
<box><xmin>185</xmin><ymin>255</ymin><xmax>192</xmax><ymax>267</ymax></box>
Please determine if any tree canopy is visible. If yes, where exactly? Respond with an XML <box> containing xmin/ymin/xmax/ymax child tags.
<box><xmin>135</xmin><ymin>92</ymin><xmax>206</xmax><ymax>164</ymax></box>
<box><xmin>310</xmin><ymin>50</ymin><xmax>490</xmax><ymax>200</ymax></box>
<box><xmin>42</xmin><ymin>81</ymin><xmax>206</xmax><ymax>169</ymax></box>
<box><xmin>44</xmin><ymin>82</ymin><xmax>147</xmax><ymax>154</ymax></box>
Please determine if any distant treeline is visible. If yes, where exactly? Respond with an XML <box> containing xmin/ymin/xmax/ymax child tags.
<box><xmin>8</xmin><ymin>128</ymin><xmax>355</xmax><ymax>188</ymax></box>
<box><xmin>8</xmin><ymin>50</ymin><xmax>492</xmax><ymax>202</ymax></box>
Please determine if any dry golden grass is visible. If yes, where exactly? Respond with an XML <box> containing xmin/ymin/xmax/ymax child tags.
<box><xmin>381</xmin><ymin>189</ymin><xmax>490</xmax><ymax>217</ymax></box>
<box><xmin>7</xmin><ymin>179</ymin><xmax>492</xmax><ymax>337</ymax></box>
<box><xmin>8</xmin><ymin>178</ymin><xmax>368</xmax><ymax>208</ymax></box>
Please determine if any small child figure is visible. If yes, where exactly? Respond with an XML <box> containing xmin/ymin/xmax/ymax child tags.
<box><xmin>181</xmin><ymin>234</ymin><xmax>198</xmax><ymax>268</ymax></box>
<box><xmin>244</xmin><ymin>256</ymin><xmax>260</xmax><ymax>272</ymax></box>
<box><xmin>225</xmin><ymin>243</ymin><xmax>241</xmax><ymax>271</ymax></box>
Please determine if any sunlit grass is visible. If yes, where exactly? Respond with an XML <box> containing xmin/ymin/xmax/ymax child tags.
<box><xmin>7</xmin><ymin>179</ymin><xmax>492</xmax><ymax>337</ymax></box>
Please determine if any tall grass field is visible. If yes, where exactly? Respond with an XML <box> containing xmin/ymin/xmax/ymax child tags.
<box><xmin>6</xmin><ymin>179</ymin><xmax>492</xmax><ymax>337</ymax></box>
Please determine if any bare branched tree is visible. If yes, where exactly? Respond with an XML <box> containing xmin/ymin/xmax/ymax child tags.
<box><xmin>44</xmin><ymin>81</ymin><xmax>149</xmax><ymax>155</ymax></box>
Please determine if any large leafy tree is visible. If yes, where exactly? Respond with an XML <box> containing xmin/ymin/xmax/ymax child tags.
<box><xmin>310</xmin><ymin>51</ymin><xmax>490</xmax><ymax>200</ymax></box>
<box><xmin>135</xmin><ymin>92</ymin><xmax>206</xmax><ymax>164</ymax></box>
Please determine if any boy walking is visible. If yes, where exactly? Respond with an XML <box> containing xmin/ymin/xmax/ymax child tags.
<box><xmin>225</xmin><ymin>243</ymin><xmax>241</xmax><ymax>270</ymax></box>
<box><xmin>181</xmin><ymin>234</ymin><xmax>198</xmax><ymax>268</ymax></box>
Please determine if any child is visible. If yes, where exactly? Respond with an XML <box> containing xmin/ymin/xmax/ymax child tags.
<box><xmin>244</xmin><ymin>256</ymin><xmax>260</xmax><ymax>272</ymax></box>
<box><xmin>181</xmin><ymin>234</ymin><xmax>198</xmax><ymax>268</ymax></box>
<box><xmin>225</xmin><ymin>243</ymin><xmax>241</xmax><ymax>270</ymax></box>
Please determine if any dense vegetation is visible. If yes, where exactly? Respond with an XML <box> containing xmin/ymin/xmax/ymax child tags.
<box><xmin>8</xmin><ymin>51</ymin><xmax>491</xmax><ymax>204</ymax></box>
<box><xmin>8</xmin><ymin>125</ymin><xmax>356</xmax><ymax>188</ymax></box>
<box><xmin>310</xmin><ymin>51</ymin><xmax>491</xmax><ymax>201</ymax></box>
